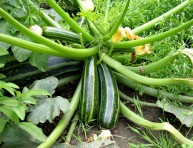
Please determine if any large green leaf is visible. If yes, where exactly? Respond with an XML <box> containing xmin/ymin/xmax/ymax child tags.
<box><xmin>11</xmin><ymin>33</ymin><xmax>32</xmax><ymax>62</ymax></box>
<box><xmin>157</xmin><ymin>100</ymin><xmax>193</xmax><ymax>127</ymax></box>
<box><xmin>29</xmin><ymin>53</ymin><xmax>49</xmax><ymax>71</ymax></box>
<box><xmin>27</xmin><ymin>96</ymin><xmax>70</xmax><ymax>124</ymax></box>
<box><xmin>1</xmin><ymin>124</ymin><xmax>40</xmax><ymax>148</ymax></box>
<box><xmin>19</xmin><ymin>122</ymin><xmax>47</xmax><ymax>142</ymax></box>
<box><xmin>31</xmin><ymin>77</ymin><xmax>58</xmax><ymax>95</ymax></box>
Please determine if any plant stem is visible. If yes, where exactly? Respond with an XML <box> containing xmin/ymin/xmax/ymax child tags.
<box><xmin>45</xmin><ymin>0</ymin><xmax>93</xmax><ymax>42</ymax></box>
<box><xmin>115</xmin><ymin>72</ymin><xmax>193</xmax><ymax>103</ymax></box>
<box><xmin>127</xmin><ymin>51</ymin><xmax>180</xmax><ymax>74</ymax></box>
<box><xmin>104</xmin><ymin>0</ymin><xmax>111</xmax><ymax>23</ymax></box>
<box><xmin>132</xmin><ymin>0</ymin><xmax>193</xmax><ymax>34</ymax></box>
<box><xmin>115</xmin><ymin>19</ymin><xmax>193</xmax><ymax>48</ymax></box>
<box><xmin>103</xmin><ymin>0</ymin><xmax>130</xmax><ymax>41</ymax></box>
<box><xmin>0</xmin><ymin>33</ymin><xmax>98</xmax><ymax>59</ymax></box>
<box><xmin>0</xmin><ymin>33</ymin><xmax>62</xmax><ymax>57</ymax></box>
<box><xmin>120</xmin><ymin>101</ymin><xmax>193</xmax><ymax>145</ymax></box>
<box><xmin>119</xmin><ymin>90</ymin><xmax>158</xmax><ymax>107</ymax></box>
<box><xmin>99</xmin><ymin>52</ymin><xmax>193</xmax><ymax>87</ymax></box>
<box><xmin>38</xmin><ymin>80</ymin><xmax>82</xmax><ymax>148</ymax></box>
<box><xmin>39</xmin><ymin>9</ymin><xmax>62</xmax><ymax>28</ymax></box>
<box><xmin>65</xmin><ymin>112</ymin><xmax>79</xmax><ymax>144</ymax></box>
<box><xmin>0</xmin><ymin>7</ymin><xmax>98</xmax><ymax>59</ymax></box>
<box><xmin>57</xmin><ymin>74</ymin><xmax>81</xmax><ymax>88</ymax></box>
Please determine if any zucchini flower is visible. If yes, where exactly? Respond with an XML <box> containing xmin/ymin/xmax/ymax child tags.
<box><xmin>29</xmin><ymin>24</ymin><xmax>42</xmax><ymax>35</ymax></box>
<box><xmin>135</xmin><ymin>44</ymin><xmax>151</xmax><ymax>56</ymax></box>
<box><xmin>81</xmin><ymin>0</ymin><xmax>94</xmax><ymax>12</ymax></box>
<box><xmin>111</xmin><ymin>27</ymin><xmax>126</xmax><ymax>43</ymax></box>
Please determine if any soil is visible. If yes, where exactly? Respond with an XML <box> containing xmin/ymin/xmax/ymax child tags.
<box><xmin>38</xmin><ymin>81</ymin><xmax>193</xmax><ymax>148</ymax></box>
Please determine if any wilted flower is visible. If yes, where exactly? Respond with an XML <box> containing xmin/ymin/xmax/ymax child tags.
<box><xmin>98</xmin><ymin>130</ymin><xmax>112</xmax><ymax>140</ymax></box>
<box><xmin>135</xmin><ymin>44</ymin><xmax>151</xmax><ymax>56</ymax></box>
<box><xmin>124</xmin><ymin>27</ymin><xmax>140</xmax><ymax>40</ymax></box>
<box><xmin>111</xmin><ymin>27</ymin><xmax>126</xmax><ymax>43</ymax></box>
<box><xmin>29</xmin><ymin>24</ymin><xmax>42</xmax><ymax>35</ymax></box>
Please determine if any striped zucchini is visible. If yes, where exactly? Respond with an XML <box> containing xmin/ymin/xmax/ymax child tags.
<box><xmin>80</xmin><ymin>56</ymin><xmax>99</xmax><ymax>123</ymax></box>
<box><xmin>42</xmin><ymin>26</ymin><xmax>81</xmax><ymax>43</ymax></box>
<box><xmin>98</xmin><ymin>62</ymin><xmax>120</xmax><ymax>129</ymax></box>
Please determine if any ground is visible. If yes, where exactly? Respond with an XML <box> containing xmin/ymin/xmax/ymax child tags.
<box><xmin>38</xmin><ymin>81</ymin><xmax>193</xmax><ymax>148</ymax></box>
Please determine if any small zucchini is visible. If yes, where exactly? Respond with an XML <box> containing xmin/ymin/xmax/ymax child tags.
<box><xmin>80</xmin><ymin>56</ymin><xmax>99</xmax><ymax>123</ymax></box>
<box><xmin>42</xmin><ymin>26</ymin><xmax>81</xmax><ymax>43</ymax></box>
<box><xmin>98</xmin><ymin>62</ymin><xmax>120</xmax><ymax>129</ymax></box>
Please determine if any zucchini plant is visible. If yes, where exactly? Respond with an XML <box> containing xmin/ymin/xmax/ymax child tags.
<box><xmin>0</xmin><ymin>0</ymin><xmax>193</xmax><ymax>147</ymax></box>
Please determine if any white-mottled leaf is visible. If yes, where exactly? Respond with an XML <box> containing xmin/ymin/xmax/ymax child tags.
<box><xmin>19</xmin><ymin>122</ymin><xmax>47</xmax><ymax>142</ymax></box>
<box><xmin>31</xmin><ymin>77</ymin><xmax>58</xmax><ymax>95</ymax></box>
<box><xmin>157</xmin><ymin>100</ymin><xmax>193</xmax><ymax>127</ymax></box>
<box><xmin>27</xmin><ymin>96</ymin><xmax>70</xmax><ymax>124</ymax></box>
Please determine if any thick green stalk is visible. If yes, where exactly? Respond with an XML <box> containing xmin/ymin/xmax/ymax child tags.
<box><xmin>103</xmin><ymin>0</ymin><xmax>130</xmax><ymax>41</ymax></box>
<box><xmin>120</xmin><ymin>101</ymin><xmax>193</xmax><ymax>145</ymax></box>
<box><xmin>100</xmin><ymin>53</ymin><xmax>193</xmax><ymax>87</ymax></box>
<box><xmin>115</xmin><ymin>19</ymin><xmax>193</xmax><ymax>48</ymax></box>
<box><xmin>127</xmin><ymin>51</ymin><xmax>179</xmax><ymax>74</ymax></box>
<box><xmin>45</xmin><ymin>0</ymin><xmax>93</xmax><ymax>42</ymax></box>
<box><xmin>115</xmin><ymin>72</ymin><xmax>193</xmax><ymax>103</ymax></box>
<box><xmin>104</xmin><ymin>0</ymin><xmax>111</xmax><ymax>23</ymax></box>
<box><xmin>119</xmin><ymin>90</ymin><xmax>158</xmax><ymax>107</ymax></box>
<box><xmin>38</xmin><ymin>80</ymin><xmax>82</xmax><ymax>148</ymax></box>
<box><xmin>57</xmin><ymin>74</ymin><xmax>81</xmax><ymax>88</ymax></box>
<box><xmin>39</xmin><ymin>9</ymin><xmax>62</xmax><ymax>28</ymax></box>
<box><xmin>65</xmin><ymin>112</ymin><xmax>79</xmax><ymax>144</ymax></box>
<box><xmin>0</xmin><ymin>33</ymin><xmax>63</xmax><ymax>57</ymax></box>
<box><xmin>132</xmin><ymin>0</ymin><xmax>193</xmax><ymax>34</ymax></box>
<box><xmin>0</xmin><ymin>33</ymin><xmax>98</xmax><ymax>59</ymax></box>
<box><xmin>0</xmin><ymin>8</ymin><xmax>98</xmax><ymax>59</ymax></box>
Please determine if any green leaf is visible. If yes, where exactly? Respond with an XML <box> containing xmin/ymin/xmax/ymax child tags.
<box><xmin>0</xmin><ymin>48</ymin><xmax>9</xmax><ymax>56</ymax></box>
<box><xmin>0</xmin><ymin>97</ymin><xmax>19</xmax><ymax>106</ymax></box>
<box><xmin>0</xmin><ymin>20</ymin><xmax>12</xmax><ymax>51</ymax></box>
<box><xmin>0</xmin><ymin>118</ymin><xmax>8</xmax><ymax>134</ymax></box>
<box><xmin>0</xmin><ymin>55</ymin><xmax>7</xmax><ymax>68</ymax></box>
<box><xmin>12</xmin><ymin>104</ymin><xmax>26</xmax><ymax>120</ymax></box>
<box><xmin>0</xmin><ymin>106</ymin><xmax>19</xmax><ymax>123</ymax></box>
<box><xmin>0</xmin><ymin>73</ymin><xmax>6</xmax><ymax>79</ymax></box>
<box><xmin>29</xmin><ymin>53</ymin><xmax>48</xmax><ymax>71</ymax></box>
<box><xmin>19</xmin><ymin>122</ymin><xmax>47</xmax><ymax>142</ymax></box>
<box><xmin>27</xmin><ymin>96</ymin><xmax>70</xmax><ymax>124</ymax></box>
<box><xmin>31</xmin><ymin>77</ymin><xmax>58</xmax><ymax>95</ymax></box>
<box><xmin>1</xmin><ymin>124</ymin><xmax>40</xmax><ymax>148</ymax></box>
<box><xmin>21</xmin><ymin>89</ymin><xmax>50</xmax><ymax>99</ymax></box>
<box><xmin>11</xmin><ymin>33</ymin><xmax>32</xmax><ymax>62</ymax></box>
<box><xmin>157</xmin><ymin>100</ymin><xmax>193</xmax><ymax>127</ymax></box>
<box><xmin>21</xmin><ymin>96</ymin><xmax>36</xmax><ymax>104</ymax></box>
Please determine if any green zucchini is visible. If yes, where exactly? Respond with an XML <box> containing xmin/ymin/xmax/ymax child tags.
<box><xmin>80</xmin><ymin>56</ymin><xmax>99</xmax><ymax>123</ymax></box>
<box><xmin>0</xmin><ymin>57</ymin><xmax>82</xmax><ymax>87</ymax></box>
<box><xmin>98</xmin><ymin>62</ymin><xmax>120</xmax><ymax>129</ymax></box>
<box><xmin>42</xmin><ymin>26</ymin><xmax>81</xmax><ymax>43</ymax></box>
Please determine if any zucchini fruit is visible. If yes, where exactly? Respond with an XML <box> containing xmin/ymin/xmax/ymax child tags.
<box><xmin>42</xmin><ymin>26</ymin><xmax>81</xmax><ymax>43</ymax></box>
<box><xmin>80</xmin><ymin>56</ymin><xmax>99</xmax><ymax>123</ymax></box>
<box><xmin>98</xmin><ymin>62</ymin><xmax>120</xmax><ymax>129</ymax></box>
<box><xmin>0</xmin><ymin>57</ymin><xmax>82</xmax><ymax>87</ymax></box>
